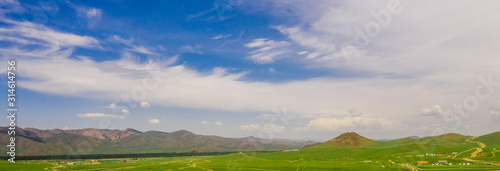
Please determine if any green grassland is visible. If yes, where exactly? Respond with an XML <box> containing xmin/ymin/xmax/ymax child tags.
<box><xmin>2</xmin><ymin>132</ymin><xmax>500</xmax><ymax>170</ymax></box>
<box><xmin>0</xmin><ymin>155</ymin><xmax>403</xmax><ymax>171</ymax></box>
<box><xmin>2</xmin><ymin>149</ymin><xmax>500</xmax><ymax>171</ymax></box>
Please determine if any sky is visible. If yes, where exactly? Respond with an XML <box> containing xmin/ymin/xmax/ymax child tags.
<box><xmin>0</xmin><ymin>0</ymin><xmax>500</xmax><ymax>141</ymax></box>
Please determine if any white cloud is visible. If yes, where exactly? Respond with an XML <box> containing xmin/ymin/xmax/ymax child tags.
<box><xmin>186</xmin><ymin>0</ymin><xmax>242</xmax><ymax>21</ymax></box>
<box><xmin>181</xmin><ymin>45</ymin><xmax>203</xmax><ymax>54</ymax></box>
<box><xmin>417</xmin><ymin>105</ymin><xmax>443</xmax><ymax>118</ymax></box>
<box><xmin>295</xmin><ymin>117</ymin><xmax>404</xmax><ymax>132</ymax></box>
<box><xmin>240</xmin><ymin>123</ymin><xmax>261</xmax><ymax>131</ymax></box>
<box><xmin>244</xmin><ymin>38</ymin><xmax>290</xmax><ymax>64</ymax></box>
<box><xmin>240</xmin><ymin>123</ymin><xmax>286</xmax><ymax>133</ymax></box>
<box><xmin>103</xmin><ymin>103</ymin><xmax>122</xmax><ymax>109</ymax></box>
<box><xmin>110</xmin><ymin>35</ymin><xmax>134</xmax><ymax>45</ymax></box>
<box><xmin>121</xmin><ymin>109</ymin><xmax>129</xmax><ymax>114</ymax></box>
<box><xmin>140</xmin><ymin>101</ymin><xmax>151</xmax><ymax>108</ymax></box>
<box><xmin>0</xmin><ymin>0</ymin><xmax>19</xmax><ymax>5</ymax></box>
<box><xmin>148</xmin><ymin>119</ymin><xmax>160</xmax><ymax>124</ymax></box>
<box><xmin>86</xmin><ymin>8</ymin><xmax>102</xmax><ymax>19</ymax></box>
<box><xmin>0</xmin><ymin>0</ymin><xmax>24</xmax><ymax>14</ymax></box>
<box><xmin>110</xmin><ymin>35</ymin><xmax>159</xmax><ymax>55</ymax></box>
<box><xmin>63</xmin><ymin>126</ymin><xmax>69</xmax><ymax>130</ymax></box>
<box><xmin>0</xmin><ymin>19</ymin><xmax>98</xmax><ymax>50</ymax></box>
<box><xmin>201</xmin><ymin>121</ymin><xmax>209</xmax><ymax>124</ymax></box>
<box><xmin>70</xmin><ymin>4</ymin><xmax>102</xmax><ymax>27</ymax></box>
<box><xmin>212</xmin><ymin>34</ymin><xmax>232</xmax><ymax>40</ymax></box>
<box><xmin>214</xmin><ymin>121</ymin><xmax>222</xmax><ymax>126</ymax></box>
<box><xmin>3</xmin><ymin>46</ymin><xmax>485</xmax><ymax>123</ymax></box>
<box><xmin>272</xmin><ymin>0</ymin><xmax>500</xmax><ymax>78</ymax></box>
<box><xmin>77</xmin><ymin>113</ymin><xmax>124</xmax><ymax>119</ymax></box>
<box><xmin>0</xmin><ymin>19</ymin><xmax>98</xmax><ymax>62</ymax></box>
<box><xmin>297</xmin><ymin>51</ymin><xmax>308</xmax><ymax>55</ymax></box>
<box><xmin>128</xmin><ymin>45</ymin><xmax>159</xmax><ymax>55</ymax></box>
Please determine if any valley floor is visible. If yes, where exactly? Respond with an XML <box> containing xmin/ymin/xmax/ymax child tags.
<box><xmin>1</xmin><ymin>150</ymin><xmax>500</xmax><ymax>171</ymax></box>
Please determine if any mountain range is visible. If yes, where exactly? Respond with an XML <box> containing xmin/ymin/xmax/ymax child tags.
<box><xmin>0</xmin><ymin>127</ymin><xmax>315</xmax><ymax>156</ymax></box>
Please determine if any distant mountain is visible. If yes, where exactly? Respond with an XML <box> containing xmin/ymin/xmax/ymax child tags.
<box><xmin>20</xmin><ymin>127</ymin><xmax>141</xmax><ymax>141</ymax></box>
<box><xmin>0</xmin><ymin>127</ymin><xmax>315</xmax><ymax>156</ymax></box>
<box><xmin>318</xmin><ymin>132</ymin><xmax>378</xmax><ymax>147</ymax></box>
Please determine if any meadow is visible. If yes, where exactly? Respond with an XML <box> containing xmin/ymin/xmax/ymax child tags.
<box><xmin>2</xmin><ymin>148</ymin><xmax>500</xmax><ymax>171</ymax></box>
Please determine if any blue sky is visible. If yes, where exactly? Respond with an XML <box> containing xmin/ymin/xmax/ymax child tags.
<box><xmin>1</xmin><ymin>0</ymin><xmax>500</xmax><ymax>141</ymax></box>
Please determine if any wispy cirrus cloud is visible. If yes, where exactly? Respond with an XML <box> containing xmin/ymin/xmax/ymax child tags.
<box><xmin>186</xmin><ymin>0</ymin><xmax>242</xmax><ymax>21</ymax></box>
<box><xmin>212</xmin><ymin>34</ymin><xmax>232</xmax><ymax>40</ymax></box>
<box><xmin>128</xmin><ymin>45</ymin><xmax>159</xmax><ymax>55</ymax></box>
<box><xmin>186</xmin><ymin>8</ymin><xmax>216</xmax><ymax>21</ymax></box>
<box><xmin>0</xmin><ymin>18</ymin><xmax>99</xmax><ymax>59</ymax></box>
<box><xmin>69</xmin><ymin>3</ymin><xmax>102</xmax><ymax>28</ymax></box>
<box><xmin>272</xmin><ymin>0</ymin><xmax>500</xmax><ymax>78</ymax></box>
<box><xmin>0</xmin><ymin>18</ymin><xmax>98</xmax><ymax>48</ymax></box>
<box><xmin>109</xmin><ymin>35</ymin><xmax>160</xmax><ymax>55</ymax></box>
<box><xmin>181</xmin><ymin>44</ymin><xmax>203</xmax><ymax>54</ymax></box>
<box><xmin>0</xmin><ymin>0</ymin><xmax>24</xmax><ymax>14</ymax></box>
<box><xmin>244</xmin><ymin>38</ymin><xmax>290</xmax><ymax>64</ymax></box>
<box><xmin>77</xmin><ymin>113</ymin><xmax>124</xmax><ymax>119</ymax></box>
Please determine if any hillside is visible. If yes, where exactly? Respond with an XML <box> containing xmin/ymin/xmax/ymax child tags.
<box><xmin>314</xmin><ymin>132</ymin><xmax>378</xmax><ymax>147</ymax></box>
<box><xmin>0</xmin><ymin>127</ymin><xmax>315</xmax><ymax>156</ymax></box>
<box><xmin>477</xmin><ymin>131</ymin><xmax>500</xmax><ymax>145</ymax></box>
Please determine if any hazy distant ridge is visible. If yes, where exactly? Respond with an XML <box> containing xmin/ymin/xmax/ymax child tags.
<box><xmin>0</xmin><ymin>127</ymin><xmax>315</xmax><ymax>156</ymax></box>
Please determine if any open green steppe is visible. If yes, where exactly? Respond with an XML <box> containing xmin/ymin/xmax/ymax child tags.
<box><xmin>2</xmin><ymin>131</ymin><xmax>500</xmax><ymax>170</ymax></box>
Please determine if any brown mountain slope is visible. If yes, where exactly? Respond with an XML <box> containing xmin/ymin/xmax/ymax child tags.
<box><xmin>22</xmin><ymin>127</ymin><xmax>141</xmax><ymax>141</ymax></box>
<box><xmin>0</xmin><ymin>127</ymin><xmax>315</xmax><ymax>156</ymax></box>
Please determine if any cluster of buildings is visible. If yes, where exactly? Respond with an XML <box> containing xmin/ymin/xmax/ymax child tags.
<box><xmin>423</xmin><ymin>152</ymin><xmax>458</xmax><ymax>157</ymax></box>
<box><xmin>416</xmin><ymin>160</ymin><xmax>448</xmax><ymax>165</ymax></box>
<box><xmin>417</xmin><ymin>160</ymin><xmax>473</xmax><ymax>166</ymax></box>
